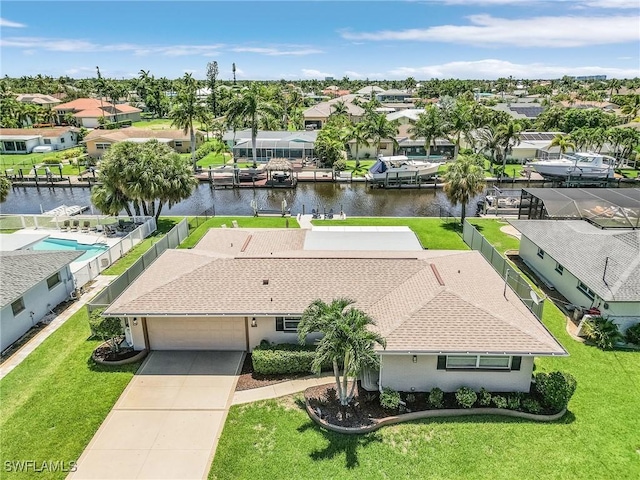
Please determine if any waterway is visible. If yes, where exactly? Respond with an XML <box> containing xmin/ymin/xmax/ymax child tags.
<box><xmin>0</xmin><ymin>183</ymin><xmax>484</xmax><ymax>217</ymax></box>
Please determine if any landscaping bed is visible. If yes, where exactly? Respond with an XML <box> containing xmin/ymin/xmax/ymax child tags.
<box><xmin>304</xmin><ymin>382</ymin><xmax>564</xmax><ymax>432</ymax></box>
<box><xmin>236</xmin><ymin>353</ymin><xmax>310</xmax><ymax>391</ymax></box>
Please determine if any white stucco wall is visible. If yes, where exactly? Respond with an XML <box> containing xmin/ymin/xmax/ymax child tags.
<box><xmin>44</xmin><ymin>130</ymin><xmax>77</xmax><ymax>150</ymax></box>
<box><xmin>520</xmin><ymin>236</ymin><xmax>639</xmax><ymax>331</ymax></box>
<box><xmin>378</xmin><ymin>355</ymin><xmax>535</xmax><ymax>393</ymax></box>
<box><xmin>81</xmin><ymin>118</ymin><xmax>100</xmax><ymax>129</ymax></box>
<box><xmin>0</xmin><ymin>265</ymin><xmax>74</xmax><ymax>351</ymax></box>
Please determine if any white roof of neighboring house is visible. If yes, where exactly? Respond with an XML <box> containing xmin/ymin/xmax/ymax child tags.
<box><xmin>104</xmin><ymin>229</ymin><xmax>567</xmax><ymax>356</ymax></box>
<box><xmin>356</xmin><ymin>86</ymin><xmax>385</xmax><ymax>95</ymax></box>
<box><xmin>0</xmin><ymin>233</ymin><xmax>50</xmax><ymax>251</ymax></box>
<box><xmin>386</xmin><ymin>109</ymin><xmax>426</xmax><ymax>122</ymax></box>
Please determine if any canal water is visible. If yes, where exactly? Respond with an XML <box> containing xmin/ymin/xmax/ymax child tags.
<box><xmin>1</xmin><ymin>183</ymin><xmax>484</xmax><ymax>217</ymax></box>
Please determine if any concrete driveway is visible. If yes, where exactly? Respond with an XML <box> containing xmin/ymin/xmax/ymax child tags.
<box><xmin>69</xmin><ymin>351</ymin><xmax>243</xmax><ymax>480</ymax></box>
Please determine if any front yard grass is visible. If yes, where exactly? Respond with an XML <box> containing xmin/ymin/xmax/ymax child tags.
<box><xmin>467</xmin><ymin>218</ymin><xmax>521</xmax><ymax>254</ymax></box>
<box><xmin>0</xmin><ymin>308</ymin><xmax>140</xmax><ymax>480</ymax></box>
<box><xmin>316</xmin><ymin>217</ymin><xmax>468</xmax><ymax>250</ymax></box>
<box><xmin>210</xmin><ymin>269</ymin><xmax>640</xmax><ymax>480</ymax></box>
<box><xmin>179</xmin><ymin>216</ymin><xmax>300</xmax><ymax>249</ymax></box>
<box><xmin>101</xmin><ymin>217</ymin><xmax>180</xmax><ymax>275</ymax></box>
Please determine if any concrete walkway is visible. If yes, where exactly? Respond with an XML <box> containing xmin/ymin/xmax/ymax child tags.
<box><xmin>0</xmin><ymin>275</ymin><xmax>115</xmax><ymax>380</ymax></box>
<box><xmin>69</xmin><ymin>351</ymin><xmax>243</xmax><ymax>480</ymax></box>
<box><xmin>500</xmin><ymin>225</ymin><xmax>522</xmax><ymax>239</ymax></box>
<box><xmin>232</xmin><ymin>373</ymin><xmax>335</xmax><ymax>405</ymax></box>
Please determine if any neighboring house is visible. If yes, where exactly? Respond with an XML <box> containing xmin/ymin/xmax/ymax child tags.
<box><xmin>83</xmin><ymin>128</ymin><xmax>205</xmax><ymax>158</ymax></box>
<box><xmin>489</xmin><ymin>103</ymin><xmax>544</xmax><ymax>120</ymax></box>
<box><xmin>355</xmin><ymin>85</ymin><xmax>385</xmax><ymax>98</ymax></box>
<box><xmin>15</xmin><ymin>93</ymin><xmax>61</xmax><ymax>107</ymax></box>
<box><xmin>0</xmin><ymin>127</ymin><xmax>78</xmax><ymax>154</ymax></box>
<box><xmin>375</xmin><ymin>89</ymin><xmax>413</xmax><ymax>103</ymax></box>
<box><xmin>509</xmin><ymin>220</ymin><xmax>640</xmax><ymax>332</ymax></box>
<box><xmin>103</xmin><ymin>228</ymin><xmax>567</xmax><ymax>393</ymax></box>
<box><xmin>303</xmin><ymin>97</ymin><xmax>365</xmax><ymax>130</ymax></box>
<box><xmin>223</xmin><ymin>129</ymin><xmax>317</xmax><ymax>161</ymax></box>
<box><xmin>54</xmin><ymin>98</ymin><xmax>142</xmax><ymax>128</ymax></box>
<box><xmin>0</xmin><ymin>250</ymin><xmax>81</xmax><ymax>352</ymax></box>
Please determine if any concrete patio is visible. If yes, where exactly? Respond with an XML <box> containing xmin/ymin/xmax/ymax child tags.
<box><xmin>69</xmin><ymin>350</ymin><xmax>243</xmax><ymax>480</ymax></box>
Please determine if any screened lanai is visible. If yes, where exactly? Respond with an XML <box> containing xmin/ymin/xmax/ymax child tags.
<box><xmin>518</xmin><ymin>188</ymin><xmax>640</xmax><ymax>229</ymax></box>
<box><xmin>226</xmin><ymin>130</ymin><xmax>317</xmax><ymax>162</ymax></box>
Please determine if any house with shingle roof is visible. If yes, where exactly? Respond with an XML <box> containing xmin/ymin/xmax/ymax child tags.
<box><xmin>509</xmin><ymin>220</ymin><xmax>640</xmax><ymax>333</ymax></box>
<box><xmin>103</xmin><ymin>228</ymin><xmax>566</xmax><ymax>393</ymax></box>
<box><xmin>0</xmin><ymin>250</ymin><xmax>82</xmax><ymax>351</ymax></box>
<box><xmin>0</xmin><ymin>126</ymin><xmax>78</xmax><ymax>154</ymax></box>
<box><xmin>54</xmin><ymin>98</ymin><xmax>142</xmax><ymax>128</ymax></box>
<box><xmin>84</xmin><ymin>127</ymin><xmax>204</xmax><ymax>158</ymax></box>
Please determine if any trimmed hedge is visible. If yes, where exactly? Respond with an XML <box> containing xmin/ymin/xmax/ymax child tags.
<box><xmin>252</xmin><ymin>343</ymin><xmax>330</xmax><ymax>375</ymax></box>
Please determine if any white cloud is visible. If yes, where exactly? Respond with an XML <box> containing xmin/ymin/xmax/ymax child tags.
<box><xmin>344</xmin><ymin>70</ymin><xmax>364</xmax><ymax>79</ymax></box>
<box><xmin>0</xmin><ymin>18</ymin><xmax>26</xmax><ymax>28</ymax></box>
<box><xmin>341</xmin><ymin>14</ymin><xmax>639</xmax><ymax>47</ymax></box>
<box><xmin>580</xmin><ymin>0</ymin><xmax>640</xmax><ymax>8</ymax></box>
<box><xmin>387</xmin><ymin>59</ymin><xmax>640</xmax><ymax>79</ymax></box>
<box><xmin>231</xmin><ymin>47</ymin><xmax>322</xmax><ymax>56</ymax></box>
<box><xmin>441</xmin><ymin>0</ymin><xmax>638</xmax><ymax>7</ymax></box>
<box><xmin>301</xmin><ymin>69</ymin><xmax>335</xmax><ymax>79</ymax></box>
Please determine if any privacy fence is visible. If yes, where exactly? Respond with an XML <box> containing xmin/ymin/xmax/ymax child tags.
<box><xmin>463</xmin><ymin>220</ymin><xmax>544</xmax><ymax>320</ymax></box>
<box><xmin>87</xmin><ymin>218</ymin><xmax>189</xmax><ymax>312</ymax></box>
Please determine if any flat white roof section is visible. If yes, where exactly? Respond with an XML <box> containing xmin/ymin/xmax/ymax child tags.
<box><xmin>304</xmin><ymin>226</ymin><xmax>423</xmax><ymax>251</ymax></box>
<box><xmin>0</xmin><ymin>233</ymin><xmax>50</xmax><ymax>251</ymax></box>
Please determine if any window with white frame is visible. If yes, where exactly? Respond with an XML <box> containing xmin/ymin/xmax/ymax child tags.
<box><xmin>442</xmin><ymin>355</ymin><xmax>516</xmax><ymax>370</ymax></box>
<box><xmin>555</xmin><ymin>263</ymin><xmax>564</xmax><ymax>275</ymax></box>
<box><xmin>11</xmin><ymin>297</ymin><xmax>25</xmax><ymax>316</ymax></box>
<box><xmin>96</xmin><ymin>143</ymin><xmax>111</xmax><ymax>150</ymax></box>
<box><xmin>537</xmin><ymin>247</ymin><xmax>545</xmax><ymax>259</ymax></box>
<box><xmin>46</xmin><ymin>272</ymin><xmax>61</xmax><ymax>290</ymax></box>
<box><xmin>275</xmin><ymin>317</ymin><xmax>301</xmax><ymax>332</ymax></box>
<box><xmin>577</xmin><ymin>281</ymin><xmax>595</xmax><ymax>300</ymax></box>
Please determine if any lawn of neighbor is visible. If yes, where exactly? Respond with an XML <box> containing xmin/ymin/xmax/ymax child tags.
<box><xmin>209</xmin><ymin>220</ymin><xmax>640</xmax><ymax>480</ymax></box>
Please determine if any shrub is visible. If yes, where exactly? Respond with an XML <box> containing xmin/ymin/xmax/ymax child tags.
<box><xmin>405</xmin><ymin>393</ymin><xmax>416</xmax><ymax>404</ymax></box>
<box><xmin>195</xmin><ymin>140</ymin><xmax>225</xmax><ymax>161</ymax></box>
<box><xmin>333</xmin><ymin>159</ymin><xmax>347</xmax><ymax>171</ymax></box>
<box><xmin>88</xmin><ymin>308</ymin><xmax>123</xmax><ymax>353</ymax></box>
<box><xmin>251</xmin><ymin>343</ymin><xmax>329</xmax><ymax>375</ymax></box>
<box><xmin>581</xmin><ymin>316</ymin><xmax>622</xmax><ymax>350</ymax></box>
<box><xmin>42</xmin><ymin>158</ymin><xmax>62</xmax><ymax>165</ymax></box>
<box><xmin>478</xmin><ymin>388</ymin><xmax>492</xmax><ymax>407</ymax></box>
<box><xmin>507</xmin><ymin>394</ymin><xmax>522</xmax><ymax>410</ymax></box>
<box><xmin>428</xmin><ymin>387</ymin><xmax>444</xmax><ymax>408</ymax></box>
<box><xmin>534</xmin><ymin>371</ymin><xmax>577</xmax><ymax>412</ymax></box>
<box><xmin>492</xmin><ymin>395</ymin><xmax>508</xmax><ymax>409</ymax></box>
<box><xmin>624</xmin><ymin>323</ymin><xmax>640</xmax><ymax>345</ymax></box>
<box><xmin>455</xmin><ymin>387</ymin><xmax>477</xmax><ymax>408</ymax></box>
<box><xmin>380</xmin><ymin>387</ymin><xmax>401</xmax><ymax>411</ymax></box>
<box><xmin>521</xmin><ymin>398</ymin><xmax>542</xmax><ymax>414</ymax></box>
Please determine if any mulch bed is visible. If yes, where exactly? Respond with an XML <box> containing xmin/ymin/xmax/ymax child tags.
<box><xmin>235</xmin><ymin>353</ymin><xmax>310</xmax><ymax>391</ymax></box>
<box><xmin>92</xmin><ymin>337</ymin><xmax>138</xmax><ymax>362</ymax></box>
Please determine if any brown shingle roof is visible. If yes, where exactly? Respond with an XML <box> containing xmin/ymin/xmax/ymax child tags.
<box><xmin>0</xmin><ymin>127</ymin><xmax>74</xmax><ymax>137</ymax></box>
<box><xmin>104</xmin><ymin>230</ymin><xmax>566</xmax><ymax>356</ymax></box>
<box><xmin>84</xmin><ymin>127</ymin><xmax>195</xmax><ymax>142</ymax></box>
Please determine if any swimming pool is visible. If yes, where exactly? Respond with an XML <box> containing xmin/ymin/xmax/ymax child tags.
<box><xmin>33</xmin><ymin>237</ymin><xmax>109</xmax><ymax>262</ymax></box>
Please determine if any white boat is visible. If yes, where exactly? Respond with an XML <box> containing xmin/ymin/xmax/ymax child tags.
<box><xmin>526</xmin><ymin>152</ymin><xmax>616</xmax><ymax>180</ymax></box>
<box><xmin>366</xmin><ymin>155</ymin><xmax>441</xmax><ymax>182</ymax></box>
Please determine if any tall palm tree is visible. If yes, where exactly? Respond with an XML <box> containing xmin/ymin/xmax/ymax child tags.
<box><xmin>408</xmin><ymin>105</ymin><xmax>445</xmax><ymax>160</ymax></box>
<box><xmin>226</xmin><ymin>83</ymin><xmax>278</xmax><ymax>168</ymax></box>
<box><xmin>477</xmin><ymin>127</ymin><xmax>502</xmax><ymax>171</ymax></box>
<box><xmin>365</xmin><ymin>113</ymin><xmax>399</xmax><ymax>157</ymax></box>
<box><xmin>298</xmin><ymin>298</ymin><xmax>386</xmax><ymax>417</ymax></box>
<box><xmin>550</xmin><ymin>134</ymin><xmax>576</xmax><ymax>155</ymax></box>
<box><xmin>330</xmin><ymin>100</ymin><xmax>349</xmax><ymax>118</ymax></box>
<box><xmin>346</xmin><ymin>122</ymin><xmax>369</xmax><ymax>168</ymax></box>
<box><xmin>443</xmin><ymin>154</ymin><xmax>486</xmax><ymax>225</ymax></box>
<box><xmin>621</xmin><ymin>95</ymin><xmax>640</xmax><ymax>121</ymax></box>
<box><xmin>441</xmin><ymin>99</ymin><xmax>472</xmax><ymax>159</ymax></box>
<box><xmin>170</xmin><ymin>73</ymin><xmax>209</xmax><ymax>172</ymax></box>
<box><xmin>496</xmin><ymin>120</ymin><xmax>523</xmax><ymax>180</ymax></box>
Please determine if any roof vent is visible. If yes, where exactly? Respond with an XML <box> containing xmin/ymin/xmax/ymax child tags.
<box><xmin>262</xmin><ymin>279</ymin><xmax>269</xmax><ymax>285</ymax></box>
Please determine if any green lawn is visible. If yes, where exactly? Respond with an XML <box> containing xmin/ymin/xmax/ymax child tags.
<box><xmin>179</xmin><ymin>216</ymin><xmax>300</xmax><ymax>249</ymax></box>
<box><xmin>316</xmin><ymin>217</ymin><xmax>468</xmax><ymax>250</ymax></box>
<box><xmin>467</xmin><ymin>218</ymin><xmax>521</xmax><ymax>254</ymax></box>
<box><xmin>1</xmin><ymin>151</ymin><xmax>66</xmax><ymax>171</ymax></box>
<box><xmin>0</xmin><ymin>308</ymin><xmax>140</xmax><ymax>480</ymax></box>
<box><xmin>101</xmin><ymin>217</ymin><xmax>180</xmax><ymax>275</ymax></box>
<box><xmin>210</xmin><ymin>223</ymin><xmax>640</xmax><ymax>479</ymax></box>
<box><xmin>132</xmin><ymin>118</ymin><xmax>208</xmax><ymax>130</ymax></box>
<box><xmin>616</xmin><ymin>168</ymin><xmax>639</xmax><ymax>179</ymax></box>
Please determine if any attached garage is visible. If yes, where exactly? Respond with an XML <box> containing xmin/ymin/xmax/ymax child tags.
<box><xmin>146</xmin><ymin>316</ymin><xmax>246</xmax><ymax>350</ymax></box>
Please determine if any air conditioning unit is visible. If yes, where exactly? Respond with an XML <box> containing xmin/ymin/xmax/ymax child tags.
<box><xmin>101</xmin><ymin>258</ymin><xmax>109</xmax><ymax>268</ymax></box>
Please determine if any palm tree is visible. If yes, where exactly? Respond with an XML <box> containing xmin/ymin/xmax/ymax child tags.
<box><xmin>495</xmin><ymin>120</ymin><xmax>523</xmax><ymax>180</ymax></box>
<box><xmin>365</xmin><ymin>113</ymin><xmax>399</xmax><ymax>157</ymax></box>
<box><xmin>297</xmin><ymin>298</ymin><xmax>386</xmax><ymax>418</ymax></box>
<box><xmin>441</xmin><ymin>99</ymin><xmax>472</xmax><ymax>159</ymax></box>
<box><xmin>477</xmin><ymin>127</ymin><xmax>502</xmax><ymax>171</ymax></box>
<box><xmin>408</xmin><ymin>105</ymin><xmax>445</xmax><ymax>159</ymax></box>
<box><xmin>226</xmin><ymin>83</ymin><xmax>278</xmax><ymax>168</ymax></box>
<box><xmin>550</xmin><ymin>134</ymin><xmax>576</xmax><ymax>155</ymax></box>
<box><xmin>443</xmin><ymin>154</ymin><xmax>486</xmax><ymax>225</ymax></box>
<box><xmin>346</xmin><ymin>122</ymin><xmax>369</xmax><ymax>168</ymax></box>
<box><xmin>621</xmin><ymin>95</ymin><xmax>640</xmax><ymax>121</ymax></box>
<box><xmin>330</xmin><ymin>100</ymin><xmax>349</xmax><ymax>118</ymax></box>
<box><xmin>170</xmin><ymin>73</ymin><xmax>209</xmax><ymax>172</ymax></box>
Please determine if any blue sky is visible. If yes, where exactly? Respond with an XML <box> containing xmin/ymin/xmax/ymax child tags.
<box><xmin>1</xmin><ymin>1</ymin><xmax>639</xmax><ymax>80</ymax></box>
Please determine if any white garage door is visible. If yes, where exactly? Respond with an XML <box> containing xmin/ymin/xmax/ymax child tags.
<box><xmin>147</xmin><ymin>317</ymin><xmax>246</xmax><ymax>350</ymax></box>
